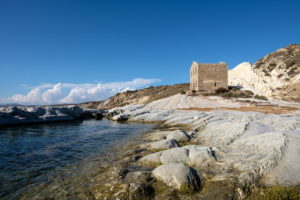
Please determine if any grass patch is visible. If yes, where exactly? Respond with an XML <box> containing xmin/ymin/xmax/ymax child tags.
<box><xmin>254</xmin><ymin>94</ymin><xmax>268</xmax><ymax>100</ymax></box>
<box><xmin>215</xmin><ymin>87</ymin><xmax>228</xmax><ymax>94</ymax></box>
<box><xmin>180</xmin><ymin>183</ymin><xmax>197</xmax><ymax>193</ymax></box>
<box><xmin>249</xmin><ymin>185</ymin><xmax>300</xmax><ymax>200</ymax></box>
<box><xmin>178</xmin><ymin>140</ymin><xmax>195</xmax><ymax>147</ymax></box>
<box><xmin>180</xmin><ymin>90</ymin><xmax>186</xmax><ymax>95</ymax></box>
<box><xmin>150</xmin><ymin>148</ymin><xmax>166</xmax><ymax>153</ymax></box>
<box><xmin>153</xmin><ymin>162</ymin><xmax>163</xmax><ymax>168</ymax></box>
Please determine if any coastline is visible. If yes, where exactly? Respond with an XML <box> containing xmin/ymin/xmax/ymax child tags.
<box><xmin>94</xmin><ymin>103</ymin><xmax>300</xmax><ymax>199</ymax></box>
<box><xmin>0</xmin><ymin>105</ymin><xmax>104</xmax><ymax>127</ymax></box>
<box><xmin>1</xmin><ymin>99</ymin><xmax>299</xmax><ymax>199</ymax></box>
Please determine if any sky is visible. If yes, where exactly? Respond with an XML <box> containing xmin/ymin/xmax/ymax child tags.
<box><xmin>0</xmin><ymin>0</ymin><xmax>300</xmax><ymax>105</ymax></box>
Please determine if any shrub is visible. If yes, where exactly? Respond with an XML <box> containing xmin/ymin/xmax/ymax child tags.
<box><xmin>277</xmin><ymin>74</ymin><xmax>284</xmax><ymax>78</ymax></box>
<box><xmin>245</xmin><ymin>90</ymin><xmax>254</xmax><ymax>96</ymax></box>
<box><xmin>215</xmin><ymin>87</ymin><xmax>228</xmax><ymax>94</ymax></box>
<box><xmin>231</xmin><ymin>87</ymin><xmax>239</xmax><ymax>92</ymax></box>
<box><xmin>254</xmin><ymin>94</ymin><xmax>268</xmax><ymax>100</ymax></box>
<box><xmin>180</xmin><ymin>90</ymin><xmax>186</xmax><ymax>95</ymax></box>
<box><xmin>221</xmin><ymin>92</ymin><xmax>233</xmax><ymax>98</ymax></box>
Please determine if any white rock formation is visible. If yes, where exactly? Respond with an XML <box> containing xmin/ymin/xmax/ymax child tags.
<box><xmin>229</xmin><ymin>44</ymin><xmax>300</xmax><ymax>100</ymax></box>
<box><xmin>107</xmin><ymin>100</ymin><xmax>300</xmax><ymax>186</ymax></box>
<box><xmin>228</xmin><ymin>62</ymin><xmax>272</xmax><ymax>96</ymax></box>
<box><xmin>0</xmin><ymin>105</ymin><xmax>103</xmax><ymax>126</ymax></box>
<box><xmin>145</xmin><ymin>94</ymin><xmax>244</xmax><ymax>110</ymax></box>
<box><xmin>145</xmin><ymin>130</ymin><xmax>190</xmax><ymax>142</ymax></box>
<box><xmin>139</xmin><ymin>139</ymin><xmax>179</xmax><ymax>150</ymax></box>
<box><xmin>140</xmin><ymin>145</ymin><xmax>217</xmax><ymax>166</ymax></box>
<box><xmin>152</xmin><ymin>163</ymin><xmax>200</xmax><ymax>190</ymax></box>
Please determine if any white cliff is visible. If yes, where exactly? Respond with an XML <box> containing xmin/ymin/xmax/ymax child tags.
<box><xmin>229</xmin><ymin>44</ymin><xmax>300</xmax><ymax>101</ymax></box>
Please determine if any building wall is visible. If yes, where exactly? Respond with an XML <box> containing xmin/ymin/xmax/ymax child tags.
<box><xmin>190</xmin><ymin>62</ymin><xmax>228</xmax><ymax>92</ymax></box>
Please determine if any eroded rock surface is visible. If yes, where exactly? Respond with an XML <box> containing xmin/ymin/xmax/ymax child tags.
<box><xmin>140</xmin><ymin>145</ymin><xmax>217</xmax><ymax>167</ymax></box>
<box><xmin>106</xmin><ymin>103</ymin><xmax>300</xmax><ymax>188</ymax></box>
<box><xmin>145</xmin><ymin>130</ymin><xmax>190</xmax><ymax>142</ymax></box>
<box><xmin>152</xmin><ymin>163</ymin><xmax>201</xmax><ymax>191</ymax></box>
<box><xmin>0</xmin><ymin>105</ymin><xmax>104</xmax><ymax>126</ymax></box>
<box><xmin>139</xmin><ymin>139</ymin><xmax>180</xmax><ymax>151</ymax></box>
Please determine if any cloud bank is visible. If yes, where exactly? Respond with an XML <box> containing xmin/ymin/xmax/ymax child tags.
<box><xmin>0</xmin><ymin>78</ymin><xmax>161</xmax><ymax>105</ymax></box>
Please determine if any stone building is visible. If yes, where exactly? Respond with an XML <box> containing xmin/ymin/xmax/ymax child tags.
<box><xmin>190</xmin><ymin>61</ymin><xmax>228</xmax><ymax>92</ymax></box>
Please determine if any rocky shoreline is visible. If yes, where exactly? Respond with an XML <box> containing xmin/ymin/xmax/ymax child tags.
<box><xmin>92</xmin><ymin>103</ymin><xmax>300</xmax><ymax>199</ymax></box>
<box><xmin>1</xmin><ymin>101</ymin><xmax>299</xmax><ymax>199</ymax></box>
<box><xmin>0</xmin><ymin>105</ymin><xmax>104</xmax><ymax>127</ymax></box>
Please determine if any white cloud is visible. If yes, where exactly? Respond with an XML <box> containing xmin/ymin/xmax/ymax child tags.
<box><xmin>0</xmin><ymin>78</ymin><xmax>161</xmax><ymax>105</ymax></box>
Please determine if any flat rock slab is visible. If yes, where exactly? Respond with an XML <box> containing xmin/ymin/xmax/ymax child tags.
<box><xmin>139</xmin><ymin>139</ymin><xmax>179</xmax><ymax>150</ymax></box>
<box><xmin>152</xmin><ymin>163</ymin><xmax>201</xmax><ymax>191</ymax></box>
<box><xmin>145</xmin><ymin>130</ymin><xmax>190</xmax><ymax>142</ymax></box>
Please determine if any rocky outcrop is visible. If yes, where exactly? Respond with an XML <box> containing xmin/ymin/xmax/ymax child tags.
<box><xmin>95</xmin><ymin>83</ymin><xmax>189</xmax><ymax>110</ymax></box>
<box><xmin>139</xmin><ymin>139</ymin><xmax>180</xmax><ymax>150</ymax></box>
<box><xmin>106</xmin><ymin>102</ymin><xmax>299</xmax><ymax>188</ymax></box>
<box><xmin>144</xmin><ymin>130</ymin><xmax>190</xmax><ymax>142</ymax></box>
<box><xmin>139</xmin><ymin>145</ymin><xmax>217</xmax><ymax>166</ymax></box>
<box><xmin>229</xmin><ymin>44</ymin><xmax>300</xmax><ymax>102</ymax></box>
<box><xmin>152</xmin><ymin>163</ymin><xmax>201</xmax><ymax>191</ymax></box>
<box><xmin>94</xmin><ymin>99</ymin><xmax>300</xmax><ymax>199</ymax></box>
<box><xmin>0</xmin><ymin>105</ymin><xmax>104</xmax><ymax>126</ymax></box>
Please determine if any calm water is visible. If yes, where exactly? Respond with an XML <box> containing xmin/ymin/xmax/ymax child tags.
<box><xmin>0</xmin><ymin>119</ymin><xmax>154</xmax><ymax>200</ymax></box>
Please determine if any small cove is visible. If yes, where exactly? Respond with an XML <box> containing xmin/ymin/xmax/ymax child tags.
<box><xmin>0</xmin><ymin>119</ymin><xmax>154</xmax><ymax>199</ymax></box>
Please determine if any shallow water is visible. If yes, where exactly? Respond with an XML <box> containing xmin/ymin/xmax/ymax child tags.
<box><xmin>0</xmin><ymin>119</ymin><xmax>154</xmax><ymax>199</ymax></box>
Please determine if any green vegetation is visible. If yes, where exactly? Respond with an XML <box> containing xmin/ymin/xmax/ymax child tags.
<box><xmin>249</xmin><ymin>185</ymin><xmax>300</xmax><ymax>200</ymax></box>
<box><xmin>277</xmin><ymin>74</ymin><xmax>284</xmax><ymax>78</ymax></box>
<box><xmin>180</xmin><ymin>90</ymin><xmax>186</xmax><ymax>95</ymax></box>
<box><xmin>178</xmin><ymin>140</ymin><xmax>195</xmax><ymax>147</ymax></box>
<box><xmin>215</xmin><ymin>87</ymin><xmax>228</xmax><ymax>94</ymax></box>
<box><xmin>288</xmin><ymin>67</ymin><xmax>297</xmax><ymax>76</ymax></box>
<box><xmin>150</xmin><ymin>148</ymin><xmax>166</xmax><ymax>153</ymax></box>
<box><xmin>153</xmin><ymin>162</ymin><xmax>163</xmax><ymax>168</ymax></box>
<box><xmin>180</xmin><ymin>183</ymin><xmax>197</xmax><ymax>193</ymax></box>
<box><xmin>218</xmin><ymin>89</ymin><xmax>254</xmax><ymax>99</ymax></box>
<box><xmin>254</xmin><ymin>94</ymin><xmax>268</xmax><ymax>100</ymax></box>
<box><xmin>230</xmin><ymin>87</ymin><xmax>239</xmax><ymax>92</ymax></box>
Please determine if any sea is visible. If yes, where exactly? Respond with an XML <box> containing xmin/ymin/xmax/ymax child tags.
<box><xmin>0</xmin><ymin>119</ymin><xmax>154</xmax><ymax>199</ymax></box>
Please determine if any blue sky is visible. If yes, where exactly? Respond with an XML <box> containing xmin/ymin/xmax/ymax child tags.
<box><xmin>0</xmin><ymin>0</ymin><xmax>299</xmax><ymax>104</ymax></box>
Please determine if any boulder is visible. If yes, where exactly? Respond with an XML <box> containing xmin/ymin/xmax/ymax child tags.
<box><xmin>159</xmin><ymin>147</ymin><xmax>190</xmax><ymax>164</ymax></box>
<box><xmin>139</xmin><ymin>139</ymin><xmax>179</xmax><ymax>150</ymax></box>
<box><xmin>139</xmin><ymin>152</ymin><xmax>162</xmax><ymax>164</ymax></box>
<box><xmin>152</xmin><ymin>163</ymin><xmax>201</xmax><ymax>191</ymax></box>
<box><xmin>184</xmin><ymin>145</ymin><xmax>217</xmax><ymax>165</ymax></box>
<box><xmin>139</xmin><ymin>145</ymin><xmax>217</xmax><ymax>166</ymax></box>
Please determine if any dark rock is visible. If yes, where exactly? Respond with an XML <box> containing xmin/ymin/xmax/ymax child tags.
<box><xmin>119</xmin><ymin>168</ymin><xmax>129</xmax><ymax>179</ymax></box>
<box><xmin>128</xmin><ymin>183</ymin><xmax>155</xmax><ymax>200</ymax></box>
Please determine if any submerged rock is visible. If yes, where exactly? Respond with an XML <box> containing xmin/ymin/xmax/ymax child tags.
<box><xmin>152</xmin><ymin>163</ymin><xmax>201</xmax><ymax>191</ymax></box>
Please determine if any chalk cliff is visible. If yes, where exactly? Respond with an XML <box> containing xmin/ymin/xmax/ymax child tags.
<box><xmin>229</xmin><ymin>44</ymin><xmax>300</xmax><ymax>102</ymax></box>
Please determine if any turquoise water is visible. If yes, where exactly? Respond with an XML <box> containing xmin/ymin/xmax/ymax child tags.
<box><xmin>0</xmin><ymin>119</ymin><xmax>154</xmax><ymax>199</ymax></box>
